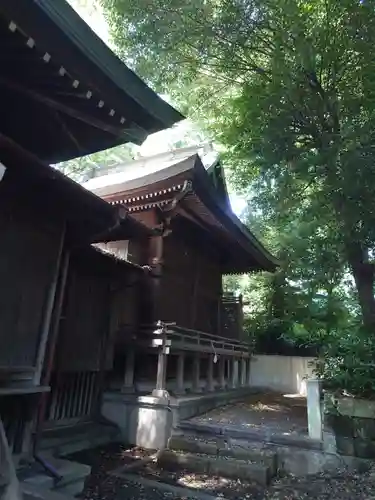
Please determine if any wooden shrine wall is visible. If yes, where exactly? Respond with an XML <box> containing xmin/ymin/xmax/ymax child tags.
<box><xmin>159</xmin><ymin>231</ymin><xmax>222</xmax><ymax>334</ymax></box>
<box><xmin>55</xmin><ymin>254</ymin><xmax>110</xmax><ymax>373</ymax></box>
<box><xmin>55</xmin><ymin>252</ymin><xmax>142</xmax><ymax>373</ymax></box>
<box><xmin>0</xmin><ymin>174</ymin><xmax>63</xmax><ymax>369</ymax></box>
<box><xmin>110</xmin><ymin>268</ymin><xmax>141</xmax><ymax>347</ymax></box>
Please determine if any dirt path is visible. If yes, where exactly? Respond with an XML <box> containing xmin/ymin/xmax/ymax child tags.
<box><xmin>190</xmin><ymin>392</ymin><xmax>308</xmax><ymax>436</ymax></box>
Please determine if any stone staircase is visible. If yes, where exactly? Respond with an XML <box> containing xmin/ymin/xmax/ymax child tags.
<box><xmin>22</xmin><ymin>482</ymin><xmax>77</xmax><ymax>500</ymax></box>
<box><xmin>20</xmin><ymin>456</ymin><xmax>91</xmax><ymax>497</ymax></box>
<box><xmin>19</xmin><ymin>421</ymin><xmax>119</xmax><ymax>498</ymax></box>
<box><xmin>163</xmin><ymin>431</ymin><xmax>278</xmax><ymax>486</ymax></box>
<box><xmin>40</xmin><ymin>420</ymin><xmax>120</xmax><ymax>457</ymax></box>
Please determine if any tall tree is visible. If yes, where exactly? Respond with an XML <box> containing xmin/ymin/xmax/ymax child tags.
<box><xmin>102</xmin><ymin>0</ymin><xmax>375</xmax><ymax>330</ymax></box>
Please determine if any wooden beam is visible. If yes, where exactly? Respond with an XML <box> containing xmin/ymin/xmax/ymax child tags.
<box><xmin>0</xmin><ymin>76</ymin><xmax>131</xmax><ymax>139</ymax></box>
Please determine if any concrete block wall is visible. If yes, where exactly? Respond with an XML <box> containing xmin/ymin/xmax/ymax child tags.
<box><xmin>250</xmin><ymin>355</ymin><xmax>316</xmax><ymax>395</ymax></box>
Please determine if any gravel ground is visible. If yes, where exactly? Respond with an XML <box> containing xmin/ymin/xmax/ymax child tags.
<box><xmin>70</xmin><ymin>443</ymin><xmax>375</xmax><ymax>500</ymax></box>
<box><xmin>67</xmin><ymin>442</ymin><xmax>153</xmax><ymax>471</ymax></box>
<box><xmin>134</xmin><ymin>463</ymin><xmax>375</xmax><ymax>499</ymax></box>
<box><xmin>191</xmin><ymin>392</ymin><xmax>308</xmax><ymax>436</ymax></box>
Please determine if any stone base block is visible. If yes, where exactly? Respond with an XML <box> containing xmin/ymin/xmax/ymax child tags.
<box><xmin>102</xmin><ymin>393</ymin><xmax>174</xmax><ymax>450</ymax></box>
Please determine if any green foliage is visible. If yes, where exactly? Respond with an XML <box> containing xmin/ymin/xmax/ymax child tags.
<box><xmin>101</xmin><ymin>0</ymin><xmax>375</xmax><ymax>349</ymax></box>
<box><xmin>315</xmin><ymin>328</ymin><xmax>375</xmax><ymax>399</ymax></box>
<box><xmin>55</xmin><ymin>143</ymin><xmax>137</xmax><ymax>181</ymax></box>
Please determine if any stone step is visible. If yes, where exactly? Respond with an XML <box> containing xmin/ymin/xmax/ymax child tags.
<box><xmin>158</xmin><ymin>449</ymin><xmax>272</xmax><ymax>485</ymax></box>
<box><xmin>20</xmin><ymin>456</ymin><xmax>90</xmax><ymax>497</ymax></box>
<box><xmin>40</xmin><ymin>421</ymin><xmax>119</xmax><ymax>456</ymax></box>
<box><xmin>22</xmin><ymin>482</ymin><xmax>76</xmax><ymax>500</ymax></box>
<box><xmin>175</xmin><ymin>421</ymin><xmax>375</xmax><ymax>478</ymax></box>
<box><xmin>179</xmin><ymin>420</ymin><xmax>322</xmax><ymax>451</ymax></box>
<box><xmin>168</xmin><ymin>433</ymin><xmax>277</xmax><ymax>474</ymax></box>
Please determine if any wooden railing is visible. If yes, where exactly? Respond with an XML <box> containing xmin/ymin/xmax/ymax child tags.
<box><xmin>142</xmin><ymin>318</ymin><xmax>251</xmax><ymax>357</ymax></box>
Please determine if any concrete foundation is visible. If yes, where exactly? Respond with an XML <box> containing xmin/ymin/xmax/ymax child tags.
<box><xmin>102</xmin><ymin>394</ymin><xmax>173</xmax><ymax>450</ymax></box>
<box><xmin>101</xmin><ymin>387</ymin><xmax>253</xmax><ymax>449</ymax></box>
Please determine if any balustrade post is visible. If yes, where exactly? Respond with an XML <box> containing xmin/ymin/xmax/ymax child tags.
<box><xmin>176</xmin><ymin>352</ymin><xmax>186</xmax><ymax>395</ymax></box>
<box><xmin>152</xmin><ymin>322</ymin><xmax>170</xmax><ymax>399</ymax></box>
<box><xmin>192</xmin><ymin>354</ymin><xmax>201</xmax><ymax>392</ymax></box>
<box><xmin>219</xmin><ymin>356</ymin><xmax>226</xmax><ymax>390</ymax></box>
<box><xmin>240</xmin><ymin>357</ymin><xmax>247</xmax><ymax>386</ymax></box>
<box><xmin>207</xmin><ymin>354</ymin><xmax>215</xmax><ymax>391</ymax></box>
<box><xmin>231</xmin><ymin>358</ymin><xmax>239</xmax><ymax>389</ymax></box>
<box><xmin>238</xmin><ymin>294</ymin><xmax>244</xmax><ymax>340</ymax></box>
<box><xmin>122</xmin><ymin>349</ymin><xmax>135</xmax><ymax>393</ymax></box>
<box><xmin>247</xmin><ymin>357</ymin><xmax>252</xmax><ymax>386</ymax></box>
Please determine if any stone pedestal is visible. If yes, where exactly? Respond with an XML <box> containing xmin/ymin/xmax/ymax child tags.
<box><xmin>307</xmin><ymin>378</ymin><xmax>323</xmax><ymax>440</ymax></box>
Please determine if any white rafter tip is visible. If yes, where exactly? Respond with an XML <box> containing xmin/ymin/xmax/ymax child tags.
<box><xmin>109</xmin><ymin>109</ymin><xmax>115</xmax><ymax>116</ymax></box>
<box><xmin>8</xmin><ymin>21</ymin><xmax>17</xmax><ymax>32</ymax></box>
<box><xmin>98</xmin><ymin>100</ymin><xmax>104</xmax><ymax>108</ymax></box>
<box><xmin>120</xmin><ymin>117</ymin><xmax>125</xmax><ymax>124</ymax></box>
<box><xmin>72</xmin><ymin>80</ymin><xmax>80</xmax><ymax>88</ymax></box>
<box><xmin>26</xmin><ymin>38</ymin><xmax>35</xmax><ymax>48</ymax></box>
<box><xmin>59</xmin><ymin>66</ymin><xmax>66</xmax><ymax>76</ymax></box>
<box><xmin>86</xmin><ymin>91</ymin><xmax>92</xmax><ymax>99</ymax></box>
<box><xmin>43</xmin><ymin>52</ymin><xmax>51</xmax><ymax>63</ymax></box>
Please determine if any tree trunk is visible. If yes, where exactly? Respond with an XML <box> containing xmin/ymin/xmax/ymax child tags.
<box><xmin>346</xmin><ymin>241</ymin><xmax>375</xmax><ymax>331</ymax></box>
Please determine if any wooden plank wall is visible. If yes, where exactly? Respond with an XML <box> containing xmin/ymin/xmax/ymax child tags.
<box><xmin>55</xmin><ymin>251</ymin><xmax>143</xmax><ymax>373</ymax></box>
<box><xmin>160</xmin><ymin>232</ymin><xmax>222</xmax><ymax>334</ymax></box>
<box><xmin>55</xmin><ymin>255</ymin><xmax>110</xmax><ymax>372</ymax></box>
<box><xmin>0</xmin><ymin>176</ymin><xmax>63</xmax><ymax>369</ymax></box>
<box><xmin>110</xmin><ymin>270</ymin><xmax>141</xmax><ymax>346</ymax></box>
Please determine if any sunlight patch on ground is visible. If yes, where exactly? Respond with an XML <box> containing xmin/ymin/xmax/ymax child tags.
<box><xmin>252</xmin><ymin>403</ymin><xmax>284</xmax><ymax>412</ymax></box>
<box><xmin>283</xmin><ymin>393</ymin><xmax>306</xmax><ymax>399</ymax></box>
<box><xmin>178</xmin><ymin>473</ymin><xmax>229</xmax><ymax>490</ymax></box>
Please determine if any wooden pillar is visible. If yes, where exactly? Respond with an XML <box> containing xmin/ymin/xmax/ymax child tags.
<box><xmin>152</xmin><ymin>349</ymin><xmax>169</xmax><ymax>399</ymax></box>
<box><xmin>247</xmin><ymin>358</ymin><xmax>252</xmax><ymax>386</ymax></box>
<box><xmin>34</xmin><ymin>223</ymin><xmax>66</xmax><ymax>384</ymax></box>
<box><xmin>176</xmin><ymin>353</ymin><xmax>186</xmax><ymax>395</ymax></box>
<box><xmin>231</xmin><ymin>358</ymin><xmax>239</xmax><ymax>389</ymax></box>
<box><xmin>122</xmin><ymin>349</ymin><xmax>135</xmax><ymax>393</ymax></box>
<box><xmin>148</xmin><ymin>234</ymin><xmax>164</xmax><ymax>324</ymax></box>
<box><xmin>238</xmin><ymin>294</ymin><xmax>244</xmax><ymax>340</ymax></box>
<box><xmin>219</xmin><ymin>356</ymin><xmax>226</xmax><ymax>389</ymax></box>
<box><xmin>192</xmin><ymin>354</ymin><xmax>201</xmax><ymax>392</ymax></box>
<box><xmin>241</xmin><ymin>358</ymin><xmax>247</xmax><ymax>386</ymax></box>
<box><xmin>226</xmin><ymin>359</ymin><xmax>231</xmax><ymax>379</ymax></box>
<box><xmin>217</xmin><ymin>295</ymin><xmax>222</xmax><ymax>336</ymax></box>
<box><xmin>207</xmin><ymin>354</ymin><xmax>215</xmax><ymax>391</ymax></box>
<box><xmin>191</xmin><ymin>267</ymin><xmax>199</xmax><ymax>330</ymax></box>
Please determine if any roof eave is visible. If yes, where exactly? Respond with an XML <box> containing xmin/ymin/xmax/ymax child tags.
<box><xmin>34</xmin><ymin>0</ymin><xmax>183</xmax><ymax>130</ymax></box>
<box><xmin>191</xmin><ymin>156</ymin><xmax>278</xmax><ymax>273</ymax></box>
